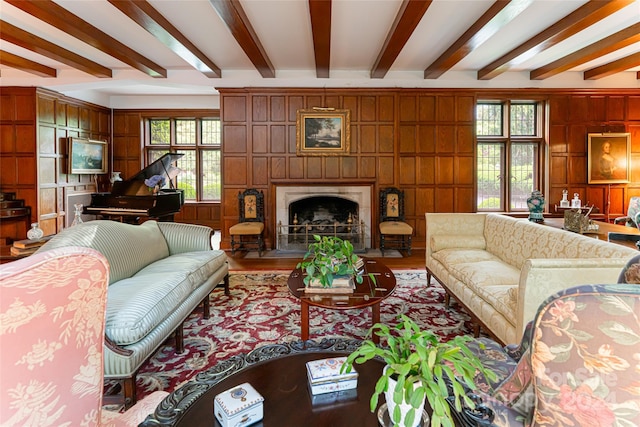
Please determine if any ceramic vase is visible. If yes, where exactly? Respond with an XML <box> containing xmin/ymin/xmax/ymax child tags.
<box><xmin>527</xmin><ymin>190</ymin><xmax>545</xmax><ymax>223</ymax></box>
<box><xmin>384</xmin><ymin>366</ymin><xmax>426</xmax><ymax>427</ymax></box>
<box><xmin>27</xmin><ymin>222</ymin><xmax>44</xmax><ymax>241</ymax></box>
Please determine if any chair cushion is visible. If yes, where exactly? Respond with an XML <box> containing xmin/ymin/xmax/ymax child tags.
<box><xmin>105</xmin><ymin>250</ymin><xmax>226</xmax><ymax>345</ymax></box>
<box><xmin>230</xmin><ymin>222</ymin><xmax>264</xmax><ymax>235</ymax></box>
<box><xmin>379</xmin><ymin>221</ymin><xmax>413</xmax><ymax>235</ymax></box>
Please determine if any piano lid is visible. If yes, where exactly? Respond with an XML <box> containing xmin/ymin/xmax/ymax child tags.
<box><xmin>112</xmin><ymin>153</ymin><xmax>184</xmax><ymax>196</ymax></box>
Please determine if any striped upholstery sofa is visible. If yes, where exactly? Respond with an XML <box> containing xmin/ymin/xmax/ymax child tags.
<box><xmin>37</xmin><ymin>220</ymin><xmax>229</xmax><ymax>407</ymax></box>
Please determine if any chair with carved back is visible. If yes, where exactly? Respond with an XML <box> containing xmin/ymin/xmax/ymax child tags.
<box><xmin>378</xmin><ymin>187</ymin><xmax>413</xmax><ymax>256</ymax></box>
<box><xmin>0</xmin><ymin>246</ymin><xmax>168</xmax><ymax>427</ymax></box>
<box><xmin>229</xmin><ymin>188</ymin><xmax>265</xmax><ymax>256</ymax></box>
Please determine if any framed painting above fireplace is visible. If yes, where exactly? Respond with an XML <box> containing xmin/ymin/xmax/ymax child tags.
<box><xmin>296</xmin><ymin>108</ymin><xmax>351</xmax><ymax>156</ymax></box>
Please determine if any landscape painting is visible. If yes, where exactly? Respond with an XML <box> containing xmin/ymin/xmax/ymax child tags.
<box><xmin>296</xmin><ymin>109</ymin><xmax>351</xmax><ymax>156</ymax></box>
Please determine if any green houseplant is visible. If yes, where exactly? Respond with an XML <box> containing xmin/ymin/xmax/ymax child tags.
<box><xmin>296</xmin><ymin>235</ymin><xmax>369</xmax><ymax>288</ymax></box>
<box><xmin>342</xmin><ymin>314</ymin><xmax>496</xmax><ymax>427</ymax></box>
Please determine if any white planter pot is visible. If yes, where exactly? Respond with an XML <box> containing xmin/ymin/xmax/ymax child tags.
<box><xmin>384</xmin><ymin>366</ymin><xmax>426</xmax><ymax>427</ymax></box>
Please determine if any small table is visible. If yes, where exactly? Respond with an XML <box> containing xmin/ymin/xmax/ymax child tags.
<box><xmin>287</xmin><ymin>259</ymin><xmax>396</xmax><ymax>344</ymax></box>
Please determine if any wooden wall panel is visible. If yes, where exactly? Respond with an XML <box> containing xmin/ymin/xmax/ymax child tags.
<box><xmin>218</xmin><ymin>89</ymin><xmax>481</xmax><ymax>250</ymax></box>
<box><xmin>1</xmin><ymin>127</ymin><xmax>29</xmax><ymax>240</ymax></box>
<box><xmin>548</xmin><ymin>93</ymin><xmax>640</xmax><ymax>221</ymax></box>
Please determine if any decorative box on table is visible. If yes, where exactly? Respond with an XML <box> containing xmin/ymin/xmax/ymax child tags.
<box><xmin>214</xmin><ymin>382</ymin><xmax>264</xmax><ymax>427</ymax></box>
<box><xmin>306</xmin><ymin>356</ymin><xmax>358</xmax><ymax>395</ymax></box>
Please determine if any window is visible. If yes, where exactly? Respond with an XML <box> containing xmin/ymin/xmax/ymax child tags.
<box><xmin>476</xmin><ymin>101</ymin><xmax>543</xmax><ymax>212</ymax></box>
<box><xmin>146</xmin><ymin>116</ymin><xmax>221</xmax><ymax>202</ymax></box>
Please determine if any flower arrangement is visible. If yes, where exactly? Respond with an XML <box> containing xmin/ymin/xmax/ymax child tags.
<box><xmin>144</xmin><ymin>174</ymin><xmax>166</xmax><ymax>193</ymax></box>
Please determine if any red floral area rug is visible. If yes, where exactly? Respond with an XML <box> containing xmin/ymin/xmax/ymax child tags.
<box><xmin>133</xmin><ymin>270</ymin><xmax>475</xmax><ymax>402</ymax></box>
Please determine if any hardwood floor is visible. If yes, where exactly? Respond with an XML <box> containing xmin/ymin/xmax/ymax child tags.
<box><xmin>225</xmin><ymin>249</ymin><xmax>426</xmax><ymax>271</ymax></box>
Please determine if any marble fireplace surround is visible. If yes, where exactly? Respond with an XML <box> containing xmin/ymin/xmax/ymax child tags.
<box><xmin>275</xmin><ymin>184</ymin><xmax>373</xmax><ymax>249</ymax></box>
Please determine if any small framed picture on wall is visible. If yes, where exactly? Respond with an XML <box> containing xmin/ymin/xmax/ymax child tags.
<box><xmin>587</xmin><ymin>133</ymin><xmax>631</xmax><ymax>184</ymax></box>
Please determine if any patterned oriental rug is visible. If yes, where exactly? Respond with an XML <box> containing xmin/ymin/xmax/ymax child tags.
<box><xmin>131</xmin><ymin>270</ymin><xmax>476</xmax><ymax>402</ymax></box>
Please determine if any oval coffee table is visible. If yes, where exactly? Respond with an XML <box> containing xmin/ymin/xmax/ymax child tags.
<box><xmin>139</xmin><ymin>339</ymin><xmax>384</xmax><ymax>427</ymax></box>
<box><xmin>288</xmin><ymin>259</ymin><xmax>396</xmax><ymax>344</ymax></box>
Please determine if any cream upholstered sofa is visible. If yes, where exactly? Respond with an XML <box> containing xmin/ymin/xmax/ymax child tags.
<box><xmin>425</xmin><ymin>213</ymin><xmax>637</xmax><ymax>344</ymax></box>
<box><xmin>37</xmin><ymin>220</ymin><xmax>229</xmax><ymax>407</ymax></box>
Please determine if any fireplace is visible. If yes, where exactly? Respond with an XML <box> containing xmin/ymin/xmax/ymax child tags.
<box><xmin>275</xmin><ymin>185</ymin><xmax>372</xmax><ymax>251</ymax></box>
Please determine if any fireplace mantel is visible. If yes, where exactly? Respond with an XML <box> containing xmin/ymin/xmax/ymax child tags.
<box><xmin>275</xmin><ymin>184</ymin><xmax>373</xmax><ymax>249</ymax></box>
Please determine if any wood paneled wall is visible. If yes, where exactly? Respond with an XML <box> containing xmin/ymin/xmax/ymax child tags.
<box><xmin>219</xmin><ymin>89</ymin><xmax>477</xmax><ymax>250</ymax></box>
<box><xmin>0</xmin><ymin>87</ymin><xmax>110</xmax><ymax>240</ymax></box>
<box><xmin>4</xmin><ymin>87</ymin><xmax>638</xmax><ymax>246</ymax></box>
<box><xmin>548</xmin><ymin>93</ymin><xmax>640</xmax><ymax>220</ymax></box>
<box><xmin>0</xmin><ymin>87</ymin><xmax>37</xmax><ymax>240</ymax></box>
<box><xmin>220</xmin><ymin>88</ymin><xmax>640</xmax><ymax>251</ymax></box>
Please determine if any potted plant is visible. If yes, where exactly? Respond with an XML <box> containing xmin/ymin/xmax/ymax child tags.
<box><xmin>296</xmin><ymin>235</ymin><xmax>369</xmax><ymax>288</ymax></box>
<box><xmin>341</xmin><ymin>314</ymin><xmax>496</xmax><ymax>427</ymax></box>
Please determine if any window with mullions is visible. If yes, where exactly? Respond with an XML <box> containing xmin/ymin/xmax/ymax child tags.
<box><xmin>477</xmin><ymin>101</ymin><xmax>541</xmax><ymax>212</ymax></box>
<box><xmin>146</xmin><ymin>117</ymin><xmax>221</xmax><ymax>202</ymax></box>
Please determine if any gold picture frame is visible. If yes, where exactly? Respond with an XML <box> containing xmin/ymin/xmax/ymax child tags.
<box><xmin>67</xmin><ymin>137</ymin><xmax>108</xmax><ymax>174</ymax></box>
<box><xmin>587</xmin><ymin>133</ymin><xmax>631</xmax><ymax>184</ymax></box>
<box><xmin>296</xmin><ymin>109</ymin><xmax>351</xmax><ymax>156</ymax></box>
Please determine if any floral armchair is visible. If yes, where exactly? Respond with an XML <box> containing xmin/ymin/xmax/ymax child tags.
<box><xmin>465</xmin><ymin>280</ymin><xmax>640</xmax><ymax>427</ymax></box>
<box><xmin>0</xmin><ymin>246</ymin><xmax>167</xmax><ymax>426</ymax></box>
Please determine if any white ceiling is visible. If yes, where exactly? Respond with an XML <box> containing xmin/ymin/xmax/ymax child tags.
<box><xmin>0</xmin><ymin>0</ymin><xmax>638</xmax><ymax>109</ymax></box>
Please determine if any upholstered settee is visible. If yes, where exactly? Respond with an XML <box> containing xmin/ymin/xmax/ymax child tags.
<box><xmin>37</xmin><ymin>220</ymin><xmax>229</xmax><ymax>407</ymax></box>
<box><xmin>425</xmin><ymin>213</ymin><xmax>637</xmax><ymax>344</ymax></box>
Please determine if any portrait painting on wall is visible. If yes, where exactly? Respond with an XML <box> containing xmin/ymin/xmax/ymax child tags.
<box><xmin>587</xmin><ymin>133</ymin><xmax>630</xmax><ymax>184</ymax></box>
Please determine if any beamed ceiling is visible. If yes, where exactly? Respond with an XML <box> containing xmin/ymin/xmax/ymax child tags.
<box><xmin>0</xmin><ymin>0</ymin><xmax>639</xmax><ymax>107</ymax></box>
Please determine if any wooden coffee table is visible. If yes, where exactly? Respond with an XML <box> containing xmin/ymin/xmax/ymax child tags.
<box><xmin>139</xmin><ymin>339</ymin><xmax>488</xmax><ymax>427</ymax></box>
<box><xmin>139</xmin><ymin>339</ymin><xmax>385</xmax><ymax>427</ymax></box>
<box><xmin>287</xmin><ymin>259</ymin><xmax>396</xmax><ymax>344</ymax></box>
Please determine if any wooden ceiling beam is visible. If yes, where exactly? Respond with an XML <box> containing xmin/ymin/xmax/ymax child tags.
<box><xmin>424</xmin><ymin>0</ymin><xmax>533</xmax><ymax>79</ymax></box>
<box><xmin>0</xmin><ymin>50</ymin><xmax>56</xmax><ymax>77</ymax></box>
<box><xmin>6</xmin><ymin>0</ymin><xmax>166</xmax><ymax>78</ymax></box>
<box><xmin>0</xmin><ymin>20</ymin><xmax>112</xmax><ymax>77</ymax></box>
<box><xmin>309</xmin><ymin>0</ymin><xmax>332</xmax><ymax>79</ymax></box>
<box><xmin>530</xmin><ymin>22</ymin><xmax>640</xmax><ymax>80</ymax></box>
<box><xmin>108</xmin><ymin>0</ymin><xmax>220</xmax><ymax>78</ymax></box>
<box><xmin>208</xmin><ymin>0</ymin><xmax>275</xmax><ymax>78</ymax></box>
<box><xmin>584</xmin><ymin>52</ymin><xmax>640</xmax><ymax>80</ymax></box>
<box><xmin>478</xmin><ymin>0</ymin><xmax>634</xmax><ymax>80</ymax></box>
<box><xmin>371</xmin><ymin>0</ymin><xmax>433</xmax><ymax>79</ymax></box>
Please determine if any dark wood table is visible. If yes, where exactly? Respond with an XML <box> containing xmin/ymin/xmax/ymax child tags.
<box><xmin>287</xmin><ymin>259</ymin><xmax>396</xmax><ymax>344</ymax></box>
<box><xmin>139</xmin><ymin>342</ymin><xmax>490</xmax><ymax>427</ymax></box>
<box><xmin>542</xmin><ymin>217</ymin><xmax>640</xmax><ymax>249</ymax></box>
<box><xmin>139</xmin><ymin>339</ymin><xmax>385</xmax><ymax>427</ymax></box>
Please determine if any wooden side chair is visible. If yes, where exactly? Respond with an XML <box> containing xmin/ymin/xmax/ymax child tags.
<box><xmin>378</xmin><ymin>187</ymin><xmax>413</xmax><ymax>256</ymax></box>
<box><xmin>229</xmin><ymin>188</ymin><xmax>265</xmax><ymax>256</ymax></box>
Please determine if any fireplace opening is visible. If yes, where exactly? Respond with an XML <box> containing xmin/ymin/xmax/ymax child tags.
<box><xmin>289</xmin><ymin>196</ymin><xmax>358</xmax><ymax>234</ymax></box>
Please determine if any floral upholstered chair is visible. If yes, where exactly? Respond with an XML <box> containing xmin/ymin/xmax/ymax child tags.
<box><xmin>229</xmin><ymin>188</ymin><xmax>265</xmax><ymax>256</ymax></box>
<box><xmin>465</xmin><ymin>281</ymin><xmax>640</xmax><ymax>427</ymax></box>
<box><xmin>0</xmin><ymin>246</ymin><xmax>167</xmax><ymax>427</ymax></box>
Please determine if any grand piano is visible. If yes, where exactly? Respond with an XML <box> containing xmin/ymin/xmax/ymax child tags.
<box><xmin>85</xmin><ymin>153</ymin><xmax>185</xmax><ymax>223</ymax></box>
